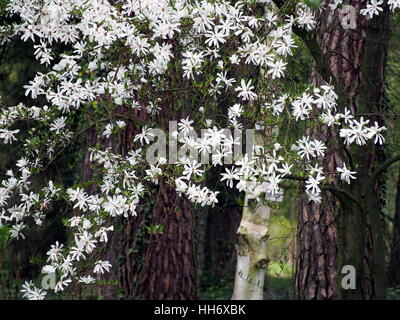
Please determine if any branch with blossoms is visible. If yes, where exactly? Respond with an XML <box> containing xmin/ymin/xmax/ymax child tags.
<box><xmin>281</xmin><ymin>175</ymin><xmax>363</xmax><ymax>211</ymax></box>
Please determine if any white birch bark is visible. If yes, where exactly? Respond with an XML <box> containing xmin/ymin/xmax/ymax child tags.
<box><xmin>232</xmin><ymin>194</ymin><xmax>270</xmax><ymax>300</ymax></box>
<box><xmin>232</xmin><ymin>61</ymin><xmax>275</xmax><ymax>299</ymax></box>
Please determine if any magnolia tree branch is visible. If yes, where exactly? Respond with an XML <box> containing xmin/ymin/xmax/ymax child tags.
<box><xmin>320</xmin><ymin>185</ymin><xmax>363</xmax><ymax>211</ymax></box>
<box><xmin>281</xmin><ymin>176</ymin><xmax>363</xmax><ymax>210</ymax></box>
<box><xmin>284</xmin><ymin>174</ymin><xmax>306</xmax><ymax>181</ymax></box>
<box><xmin>370</xmin><ymin>154</ymin><xmax>400</xmax><ymax>183</ymax></box>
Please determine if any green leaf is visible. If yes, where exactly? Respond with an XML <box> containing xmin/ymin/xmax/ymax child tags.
<box><xmin>145</xmin><ymin>224</ymin><xmax>164</xmax><ymax>235</ymax></box>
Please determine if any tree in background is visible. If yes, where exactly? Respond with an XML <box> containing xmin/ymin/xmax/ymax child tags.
<box><xmin>283</xmin><ymin>0</ymin><xmax>390</xmax><ymax>299</ymax></box>
<box><xmin>386</xmin><ymin>12</ymin><xmax>400</xmax><ymax>291</ymax></box>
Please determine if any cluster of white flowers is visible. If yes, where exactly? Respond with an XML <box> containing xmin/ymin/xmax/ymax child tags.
<box><xmin>0</xmin><ymin>0</ymin><xmax>396</xmax><ymax>299</ymax></box>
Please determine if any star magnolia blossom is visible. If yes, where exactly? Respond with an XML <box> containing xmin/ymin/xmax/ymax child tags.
<box><xmin>0</xmin><ymin>0</ymin><xmax>396</xmax><ymax>299</ymax></box>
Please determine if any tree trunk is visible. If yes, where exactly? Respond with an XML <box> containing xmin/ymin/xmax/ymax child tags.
<box><xmin>295</xmin><ymin>186</ymin><xmax>340</xmax><ymax>299</ymax></box>
<box><xmin>296</xmin><ymin>0</ymin><xmax>390</xmax><ymax>299</ymax></box>
<box><xmin>232</xmin><ymin>128</ymin><xmax>272</xmax><ymax>300</ymax></box>
<box><xmin>295</xmin><ymin>0</ymin><xmax>365</xmax><ymax>299</ymax></box>
<box><xmin>134</xmin><ymin>183</ymin><xmax>197</xmax><ymax>299</ymax></box>
<box><xmin>388</xmin><ymin>167</ymin><xmax>400</xmax><ymax>286</ymax></box>
<box><xmin>118</xmin><ymin>106</ymin><xmax>197</xmax><ymax>299</ymax></box>
<box><xmin>203</xmin><ymin>205</ymin><xmax>241</xmax><ymax>281</ymax></box>
<box><xmin>119</xmin><ymin>181</ymin><xmax>197</xmax><ymax>300</ymax></box>
<box><xmin>232</xmin><ymin>195</ymin><xmax>270</xmax><ymax>300</ymax></box>
<box><xmin>344</xmin><ymin>2</ymin><xmax>389</xmax><ymax>299</ymax></box>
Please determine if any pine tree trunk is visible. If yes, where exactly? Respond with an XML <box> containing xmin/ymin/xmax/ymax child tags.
<box><xmin>295</xmin><ymin>184</ymin><xmax>340</xmax><ymax>299</ymax></box>
<box><xmin>295</xmin><ymin>0</ymin><xmax>390</xmax><ymax>299</ymax></box>
<box><xmin>346</xmin><ymin>2</ymin><xmax>389</xmax><ymax>299</ymax></box>
<box><xmin>119</xmin><ymin>186</ymin><xmax>197</xmax><ymax>300</ymax></box>
<box><xmin>118</xmin><ymin>106</ymin><xmax>197</xmax><ymax>299</ymax></box>
<box><xmin>119</xmin><ymin>185</ymin><xmax>197</xmax><ymax>300</ymax></box>
<box><xmin>295</xmin><ymin>0</ymin><xmax>365</xmax><ymax>299</ymax></box>
<box><xmin>134</xmin><ymin>183</ymin><xmax>197</xmax><ymax>299</ymax></box>
<box><xmin>388</xmin><ymin>168</ymin><xmax>400</xmax><ymax>286</ymax></box>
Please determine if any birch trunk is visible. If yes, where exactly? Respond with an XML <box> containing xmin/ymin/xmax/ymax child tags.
<box><xmin>232</xmin><ymin>195</ymin><xmax>270</xmax><ymax>300</ymax></box>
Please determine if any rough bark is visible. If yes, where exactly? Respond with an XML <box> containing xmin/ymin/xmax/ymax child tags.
<box><xmin>136</xmin><ymin>183</ymin><xmax>197</xmax><ymax>299</ymax></box>
<box><xmin>295</xmin><ymin>187</ymin><xmax>340</xmax><ymax>299</ymax></box>
<box><xmin>347</xmin><ymin>3</ymin><xmax>389</xmax><ymax>299</ymax></box>
<box><xmin>118</xmin><ymin>105</ymin><xmax>197</xmax><ymax>299</ymax></box>
<box><xmin>388</xmin><ymin>168</ymin><xmax>400</xmax><ymax>286</ymax></box>
<box><xmin>119</xmin><ymin>184</ymin><xmax>197</xmax><ymax>299</ymax></box>
<box><xmin>295</xmin><ymin>0</ymin><xmax>365</xmax><ymax>299</ymax></box>
<box><xmin>295</xmin><ymin>0</ymin><xmax>390</xmax><ymax>299</ymax></box>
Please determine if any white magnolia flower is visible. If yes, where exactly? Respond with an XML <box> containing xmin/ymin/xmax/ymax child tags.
<box><xmin>50</xmin><ymin>117</ymin><xmax>66</xmax><ymax>133</ymax></box>
<box><xmin>79</xmin><ymin>275</ymin><xmax>96</xmax><ymax>284</ymax></box>
<box><xmin>305</xmin><ymin>173</ymin><xmax>325</xmax><ymax>195</ymax></box>
<box><xmin>361</xmin><ymin>0</ymin><xmax>384</xmax><ymax>19</ymax></box>
<box><xmin>94</xmin><ymin>260</ymin><xmax>112</xmax><ymax>274</ymax></box>
<box><xmin>0</xmin><ymin>129</ymin><xmax>20</xmax><ymax>144</ymax></box>
<box><xmin>10</xmin><ymin>222</ymin><xmax>25</xmax><ymax>240</ymax></box>
<box><xmin>221</xmin><ymin>167</ymin><xmax>240</xmax><ymax>188</ymax></box>
<box><xmin>21</xmin><ymin>281</ymin><xmax>46</xmax><ymax>300</ymax></box>
<box><xmin>337</xmin><ymin>164</ymin><xmax>357</xmax><ymax>184</ymax></box>
<box><xmin>103</xmin><ymin>123</ymin><xmax>114</xmax><ymax>138</ymax></box>
<box><xmin>235</xmin><ymin>79</ymin><xmax>257</xmax><ymax>101</ymax></box>
<box><xmin>183</xmin><ymin>160</ymin><xmax>204</xmax><ymax>180</ymax></box>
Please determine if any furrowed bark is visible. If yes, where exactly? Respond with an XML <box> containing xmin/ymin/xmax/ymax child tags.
<box><xmin>388</xmin><ymin>167</ymin><xmax>400</xmax><ymax>286</ymax></box>
<box><xmin>346</xmin><ymin>2</ymin><xmax>390</xmax><ymax>299</ymax></box>
<box><xmin>134</xmin><ymin>183</ymin><xmax>197</xmax><ymax>299</ymax></box>
<box><xmin>295</xmin><ymin>0</ymin><xmax>365</xmax><ymax>299</ymax></box>
<box><xmin>295</xmin><ymin>170</ymin><xmax>341</xmax><ymax>299</ymax></box>
<box><xmin>120</xmin><ymin>182</ymin><xmax>196</xmax><ymax>299</ymax></box>
<box><xmin>295</xmin><ymin>0</ymin><xmax>390</xmax><ymax>299</ymax></box>
<box><xmin>118</xmin><ymin>92</ymin><xmax>197</xmax><ymax>299</ymax></box>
